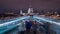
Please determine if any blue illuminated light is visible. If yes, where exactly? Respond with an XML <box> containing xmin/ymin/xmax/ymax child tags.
<box><xmin>33</xmin><ymin>16</ymin><xmax>60</xmax><ymax>25</ymax></box>
<box><xmin>0</xmin><ymin>16</ymin><xmax>30</xmax><ymax>27</ymax></box>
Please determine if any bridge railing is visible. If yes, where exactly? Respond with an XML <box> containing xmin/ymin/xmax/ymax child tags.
<box><xmin>33</xmin><ymin>16</ymin><xmax>60</xmax><ymax>34</ymax></box>
<box><xmin>0</xmin><ymin>16</ymin><xmax>30</xmax><ymax>34</ymax></box>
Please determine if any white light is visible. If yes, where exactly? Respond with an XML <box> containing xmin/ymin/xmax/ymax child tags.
<box><xmin>47</xmin><ymin>12</ymin><xmax>49</xmax><ymax>13</ymax></box>
<box><xmin>57</xmin><ymin>14</ymin><xmax>59</xmax><ymax>16</ymax></box>
<box><xmin>55</xmin><ymin>12</ymin><xmax>57</xmax><ymax>14</ymax></box>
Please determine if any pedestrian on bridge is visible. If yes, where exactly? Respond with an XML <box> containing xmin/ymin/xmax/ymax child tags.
<box><xmin>31</xmin><ymin>21</ymin><xmax>38</xmax><ymax>34</ymax></box>
<box><xmin>18</xmin><ymin>22</ymin><xmax>26</xmax><ymax>34</ymax></box>
<box><xmin>25</xmin><ymin>20</ymin><xmax>32</xmax><ymax>34</ymax></box>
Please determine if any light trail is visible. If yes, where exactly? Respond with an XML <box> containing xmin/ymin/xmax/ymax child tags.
<box><xmin>34</xmin><ymin>15</ymin><xmax>60</xmax><ymax>22</ymax></box>
<box><xmin>33</xmin><ymin>19</ymin><xmax>44</xmax><ymax>25</ymax></box>
<box><xmin>33</xmin><ymin>16</ymin><xmax>60</xmax><ymax>25</ymax></box>
<box><xmin>0</xmin><ymin>16</ymin><xmax>30</xmax><ymax>27</ymax></box>
<box><xmin>40</xmin><ymin>17</ymin><xmax>60</xmax><ymax>22</ymax></box>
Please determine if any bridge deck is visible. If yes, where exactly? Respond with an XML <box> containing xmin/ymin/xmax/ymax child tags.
<box><xmin>5</xmin><ymin>27</ymin><xmax>44</xmax><ymax>34</ymax></box>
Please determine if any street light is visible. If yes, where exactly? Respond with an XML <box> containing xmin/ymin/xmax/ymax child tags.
<box><xmin>57</xmin><ymin>14</ymin><xmax>59</xmax><ymax>17</ymax></box>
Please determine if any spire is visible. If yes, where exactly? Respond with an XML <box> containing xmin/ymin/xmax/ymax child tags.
<box><xmin>20</xmin><ymin>10</ymin><xmax>23</xmax><ymax>14</ymax></box>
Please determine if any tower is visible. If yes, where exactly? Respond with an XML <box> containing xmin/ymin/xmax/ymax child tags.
<box><xmin>28</xmin><ymin>7</ymin><xmax>33</xmax><ymax>14</ymax></box>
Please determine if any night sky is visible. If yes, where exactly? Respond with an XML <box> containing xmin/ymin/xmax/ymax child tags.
<box><xmin>0</xmin><ymin>0</ymin><xmax>60</xmax><ymax>13</ymax></box>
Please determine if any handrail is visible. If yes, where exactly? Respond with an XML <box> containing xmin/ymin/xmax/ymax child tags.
<box><xmin>33</xmin><ymin>16</ymin><xmax>60</xmax><ymax>25</ymax></box>
<box><xmin>0</xmin><ymin>16</ymin><xmax>30</xmax><ymax>27</ymax></box>
<box><xmin>0</xmin><ymin>16</ymin><xmax>30</xmax><ymax>34</ymax></box>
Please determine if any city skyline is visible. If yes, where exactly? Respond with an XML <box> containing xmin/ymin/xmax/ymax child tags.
<box><xmin>0</xmin><ymin>0</ymin><xmax>60</xmax><ymax>13</ymax></box>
